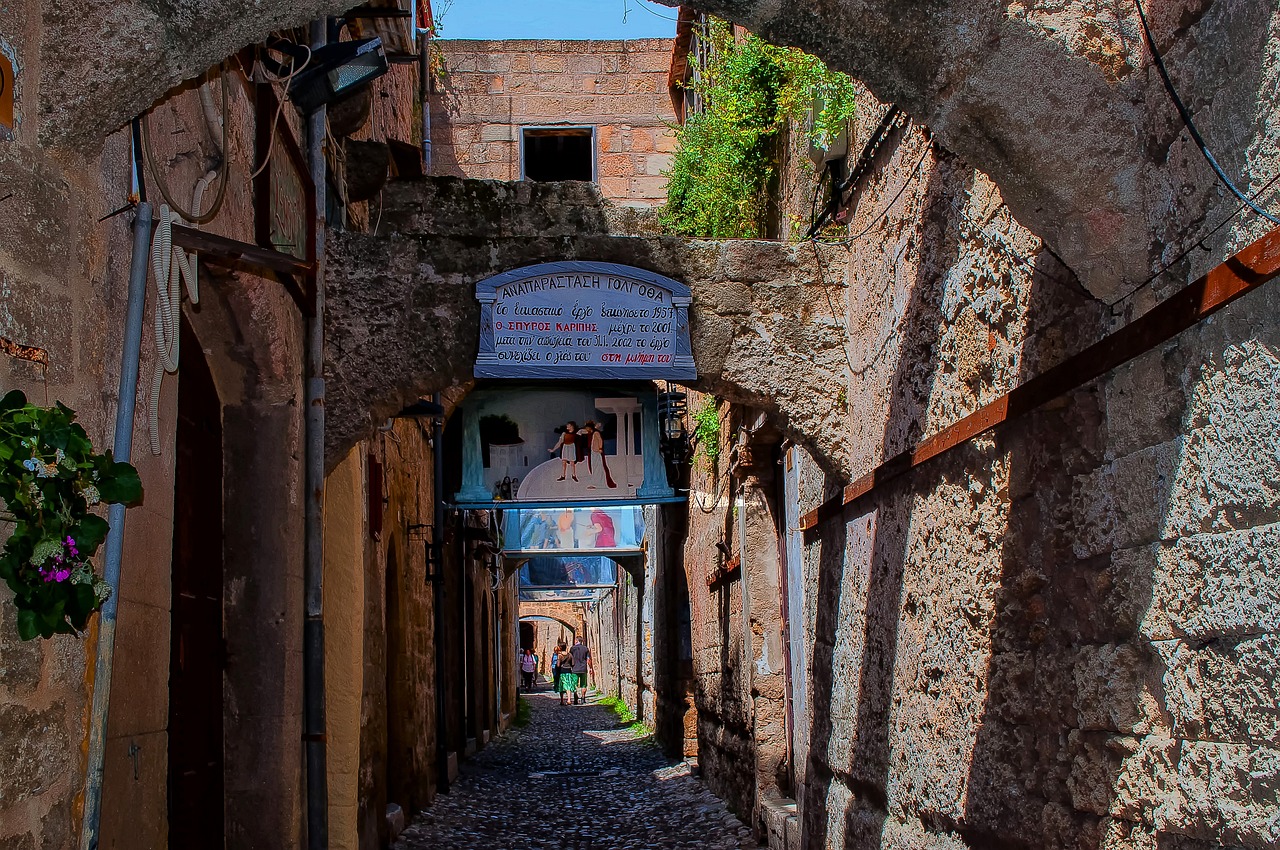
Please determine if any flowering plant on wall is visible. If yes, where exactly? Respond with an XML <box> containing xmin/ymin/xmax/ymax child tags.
<box><xmin>0</xmin><ymin>390</ymin><xmax>142</xmax><ymax>640</ymax></box>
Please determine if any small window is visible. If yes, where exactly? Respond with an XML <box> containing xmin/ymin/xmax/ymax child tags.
<box><xmin>521</xmin><ymin>127</ymin><xmax>595</xmax><ymax>183</ymax></box>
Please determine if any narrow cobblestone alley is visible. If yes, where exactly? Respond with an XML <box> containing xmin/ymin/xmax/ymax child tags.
<box><xmin>394</xmin><ymin>686</ymin><xmax>758</xmax><ymax>850</ymax></box>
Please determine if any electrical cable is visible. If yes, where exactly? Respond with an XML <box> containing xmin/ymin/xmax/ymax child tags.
<box><xmin>249</xmin><ymin>44</ymin><xmax>313</xmax><ymax>180</ymax></box>
<box><xmin>146</xmin><ymin>170</ymin><xmax>213</xmax><ymax>455</ymax></box>
<box><xmin>1106</xmin><ymin>166</ymin><xmax>1280</xmax><ymax>309</ymax></box>
<box><xmin>1133</xmin><ymin>0</ymin><xmax>1279</xmax><ymax>226</ymax></box>
<box><xmin>813</xmin><ymin>141</ymin><xmax>932</xmax><ymax>246</ymax></box>
<box><xmin>140</xmin><ymin>65</ymin><xmax>230</xmax><ymax>225</ymax></box>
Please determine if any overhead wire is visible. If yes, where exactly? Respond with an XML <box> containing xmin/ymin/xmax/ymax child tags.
<box><xmin>250</xmin><ymin>44</ymin><xmax>313</xmax><ymax>180</ymax></box>
<box><xmin>140</xmin><ymin>64</ymin><xmax>230</xmax><ymax>225</ymax></box>
<box><xmin>1133</xmin><ymin>0</ymin><xmax>1279</xmax><ymax>227</ymax></box>
<box><xmin>1105</xmin><ymin>167</ymin><xmax>1280</xmax><ymax>310</ymax></box>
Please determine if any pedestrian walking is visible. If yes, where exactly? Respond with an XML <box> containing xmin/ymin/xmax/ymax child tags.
<box><xmin>549</xmin><ymin>644</ymin><xmax>561</xmax><ymax>690</ymax></box>
<box><xmin>569</xmin><ymin>636</ymin><xmax>592</xmax><ymax>705</ymax></box>
<box><xmin>520</xmin><ymin>649</ymin><xmax>536</xmax><ymax>693</ymax></box>
<box><xmin>557</xmin><ymin>647</ymin><xmax>576</xmax><ymax>706</ymax></box>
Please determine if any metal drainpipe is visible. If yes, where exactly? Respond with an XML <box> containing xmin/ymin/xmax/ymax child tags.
<box><xmin>303</xmin><ymin>16</ymin><xmax>330</xmax><ymax>850</ymax></box>
<box><xmin>431</xmin><ymin>394</ymin><xmax>449</xmax><ymax>793</ymax></box>
<box><xmin>80</xmin><ymin>200</ymin><xmax>152</xmax><ymax>850</ymax></box>
<box><xmin>736</xmin><ymin>482</ymin><xmax>753</xmax><ymax>682</ymax></box>
<box><xmin>419</xmin><ymin>24</ymin><xmax>432</xmax><ymax>171</ymax></box>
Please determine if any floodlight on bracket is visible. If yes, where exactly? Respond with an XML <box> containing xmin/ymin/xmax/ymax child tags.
<box><xmin>269</xmin><ymin>34</ymin><xmax>389</xmax><ymax>113</ymax></box>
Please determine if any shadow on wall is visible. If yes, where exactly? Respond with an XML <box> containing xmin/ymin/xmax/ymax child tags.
<box><xmin>804</xmin><ymin>149</ymin><xmax>973</xmax><ymax>847</ymax></box>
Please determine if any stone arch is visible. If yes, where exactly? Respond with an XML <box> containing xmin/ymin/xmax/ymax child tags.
<box><xmin>518</xmin><ymin>614</ymin><xmax>578</xmax><ymax>637</ymax></box>
<box><xmin>44</xmin><ymin>0</ymin><xmax>1275</xmax><ymax>303</ymax></box>
<box><xmin>326</xmin><ymin>178</ymin><xmax>861</xmax><ymax>478</ymax></box>
<box><xmin>664</xmin><ymin>0</ymin><xmax>1280</xmax><ymax>298</ymax></box>
<box><xmin>41</xmin><ymin>0</ymin><xmax>352</xmax><ymax>147</ymax></box>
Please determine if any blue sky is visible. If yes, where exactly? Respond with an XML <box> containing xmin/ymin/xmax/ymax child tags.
<box><xmin>432</xmin><ymin>0</ymin><xmax>678</xmax><ymax>40</ymax></box>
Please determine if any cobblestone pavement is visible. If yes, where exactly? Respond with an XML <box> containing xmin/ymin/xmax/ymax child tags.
<box><xmin>394</xmin><ymin>687</ymin><xmax>759</xmax><ymax>850</ymax></box>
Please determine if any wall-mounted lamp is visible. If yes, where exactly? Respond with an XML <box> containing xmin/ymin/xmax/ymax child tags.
<box><xmin>282</xmin><ymin>36</ymin><xmax>390</xmax><ymax>113</ymax></box>
<box><xmin>395</xmin><ymin>398</ymin><xmax>445</xmax><ymax>419</ymax></box>
<box><xmin>657</xmin><ymin>384</ymin><xmax>691</xmax><ymax>466</ymax></box>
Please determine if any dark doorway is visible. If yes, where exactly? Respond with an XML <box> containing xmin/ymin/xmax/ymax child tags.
<box><xmin>521</xmin><ymin>127</ymin><xmax>595</xmax><ymax>182</ymax></box>
<box><xmin>168</xmin><ymin>318</ymin><xmax>224</xmax><ymax>850</ymax></box>
<box><xmin>520</xmin><ymin>620</ymin><xmax>535</xmax><ymax>651</ymax></box>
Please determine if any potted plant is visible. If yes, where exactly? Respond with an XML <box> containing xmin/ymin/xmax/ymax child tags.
<box><xmin>0</xmin><ymin>390</ymin><xmax>142</xmax><ymax>640</ymax></box>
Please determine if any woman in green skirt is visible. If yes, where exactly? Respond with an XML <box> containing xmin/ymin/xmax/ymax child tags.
<box><xmin>556</xmin><ymin>645</ymin><xmax>576</xmax><ymax>705</ymax></box>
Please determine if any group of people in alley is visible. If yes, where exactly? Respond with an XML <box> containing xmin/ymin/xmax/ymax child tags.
<box><xmin>520</xmin><ymin>637</ymin><xmax>593</xmax><ymax>705</ymax></box>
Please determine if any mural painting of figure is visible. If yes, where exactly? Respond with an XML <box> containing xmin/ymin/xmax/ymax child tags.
<box><xmin>549</xmin><ymin>421</ymin><xmax>579</xmax><ymax>481</ymax></box>
<box><xmin>590</xmin><ymin>509</ymin><xmax>616</xmax><ymax>548</ymax></box>
<box><xmin>556</xmin><ymin>508</ymin><xmax>576</xmax><ymax>548</ymax></box>
<box><xmin>581</xmin><ymin>420</ymin><xmax>616</xmax><ymax>489</ymax></box>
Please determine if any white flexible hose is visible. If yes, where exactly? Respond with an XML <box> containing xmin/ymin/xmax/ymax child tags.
<box><xmin>147</xmin><ymin>172</ymin><xmax>212</xmax><ymax>455</ymax></box>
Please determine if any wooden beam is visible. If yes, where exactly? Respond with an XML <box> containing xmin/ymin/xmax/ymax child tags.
<box><xmin>799</xmin><ymin>225</ymin><xmax>1280</xmax><ymax>532</ymax></box>
<box><xmin>169</xmin><ymin>224</ymin><xmax>317</xmax><ymax>316</ymax></box>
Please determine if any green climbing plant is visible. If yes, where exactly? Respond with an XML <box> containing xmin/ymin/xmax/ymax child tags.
<box><xmin>691</xmin><ymin>398</ymin><xmax>721</xmax><ymax>468</ymax></box>
<box><xmin>0</xmin><ymin>391</ymin><xmax>142</xmax><ymax>640</ymax></box>
<box><xmin>661</xmin><ymin>19</ymin><xmax>858</xmax><ymax>238</ymax></box>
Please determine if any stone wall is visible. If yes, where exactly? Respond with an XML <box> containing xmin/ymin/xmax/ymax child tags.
<box><xmin>430</xmin><ymin>39</ymin><xmax>678</xmax><ymax>206</ymax></box>
<box><xmin>785</xmin><ymin>96</ymin><xmax>1280</xmax><ymax>850</ymax></box>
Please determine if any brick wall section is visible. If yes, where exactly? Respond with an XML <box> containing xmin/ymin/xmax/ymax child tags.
<box><xmin>429</xmin><ymin>39</ymin><xmax>678</xmax><ymax>207</ymax></box>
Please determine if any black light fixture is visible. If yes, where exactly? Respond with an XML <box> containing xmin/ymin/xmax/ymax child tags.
<box><xmin>394</xmin><ymin>398</ymin><xmax>445</xmax><ymax>419</ymax></box>
<box><xmin>657</xmin><ymin>384</ymin><xmax>691</xmax><ymax>466</ymax></box>
<box><xmin>286</xmin><ymin>37</ymin><xmax>389</xmax><ymax>113</ymax></box>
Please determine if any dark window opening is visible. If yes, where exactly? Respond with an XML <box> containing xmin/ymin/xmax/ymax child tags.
<box><xmin>522</xmin><ymin>127</ymin><xmax>594</xmax><ymax>182</ymax></box>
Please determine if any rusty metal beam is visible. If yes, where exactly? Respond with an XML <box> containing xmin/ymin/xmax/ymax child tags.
<box><xmin>800</xmin><ymin>225</ymin><xmax>1280</xmax><ymax>532</ymax></box>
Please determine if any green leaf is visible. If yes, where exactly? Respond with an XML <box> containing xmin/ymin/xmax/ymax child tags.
<box><xmin>74</xmin><ymin>515</ymin><xmax>111</xmax><ymax>553</ymax></box>
<box><xmin>97</xmin><ymin>463</ymin><xmax>142</xmax><ymax>505</ymax></box>
<box><xmin>0</xmin><ymin>390</ymin><xmax>28</xmax><ymax>413</ymax></box>
<box><xmin>16</xmin><ymin>608</ymin><xmax>38</xmax><ymax>641</ymax></box>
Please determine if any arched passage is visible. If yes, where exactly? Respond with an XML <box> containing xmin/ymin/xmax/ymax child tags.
<box><xmin>518</xmin><ymin>614</ymin><xmax>578</xmax><ymax>637</ymax></box>
<box><xmin>325</xmin><ymin>178</ymin><xmax>856</xmax><ymax>477</ymax></box>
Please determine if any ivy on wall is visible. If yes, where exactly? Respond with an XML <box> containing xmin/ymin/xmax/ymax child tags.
<box><xmin>691</xmin><ymin>397</ymin><xmax>721</xmax><ymax>469</ymax></box>
<box><xmin>661</xmin><ymin>20</ymin><xmax>858</xmax><ymax>239</ymax></box>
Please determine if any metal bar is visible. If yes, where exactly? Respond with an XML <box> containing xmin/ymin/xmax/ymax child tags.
<box><xmin>81</xmin><ymin>201</ymin><xmax>153</xmax><ymax>850</ymax></box>
<box><xmin>452</xmin><ymin>495</ymin><xmax>686</xmax><ymax>511</ymax></box>
<box><xmin>303</xmin><ymin>17</ymin><xmax>329</xmax><ymax>850</ymax></box>
<box><xmin>431</xmin><ymin>392</ymin><xmax>450</xmax><ymax>793</ymax></box>
<box><xmin>168</xmin><ymin>224</ymin><xmax>316</xmax><ymax>315</ymax></box>
<box><xmin>519</xmin><ymin>584</ymin><xmax>620</xmax><ymax>590</ymax></box>
<box><xmin>799</xmin><ymin>225</ymin><xmax>1280</xmax><ymax>531</ymax></box>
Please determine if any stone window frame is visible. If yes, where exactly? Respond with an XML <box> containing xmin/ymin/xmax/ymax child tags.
<box><xmin>518</xmin><ymin>125</ymin><xmax>598</xmax><ymax>184</ymax></box>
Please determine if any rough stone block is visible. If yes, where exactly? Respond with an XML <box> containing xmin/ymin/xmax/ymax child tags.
<box><xmin>0</xmin><ymin>700</ymin><xmax>72</xmax><ymax>808</ymax></box>
<box><xmin>1152</xmin><ymin>634</ymin><xmax>1280</xmax><ymax>744</ymax></box>
<box><xmin>1071</xmin><ymin>642</ymin><xmax>1161</xmax><ymax>734</ymax></box>
<box><xmin>640</xmin><ymin>153</ymin><xmax>673</xmax><ymax>176</ymax></box>
<box><xmin>1070</xmin><ymin>439</ymin><xmax>1182</xmax><ymax>558</ymax></box>
<box><xmin>1162</xmin><ymin>338</ymin><xmax>1280</xmax><ymax>538</ymax></box>
<box><xmin>1104</xmin><ymin>345</ymin><xmax>1185</xmax><ymax>460</ymax></box>
<box><xmin>1141</xmin><ymin>524</ymin><xmax>1280</xmax><ymax>641</ymax></box>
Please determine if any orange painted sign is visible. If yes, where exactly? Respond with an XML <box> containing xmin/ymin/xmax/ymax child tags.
<box><xmin>0</xmin><ymin>51</ymin><xmax>12</xmax><ymax>131</ymax></box>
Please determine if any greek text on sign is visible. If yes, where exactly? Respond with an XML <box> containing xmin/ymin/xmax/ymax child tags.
<box><xmin>475</xmin><ymin>261</ymin><xmax>696</xmax><ymax>380</ymax></box>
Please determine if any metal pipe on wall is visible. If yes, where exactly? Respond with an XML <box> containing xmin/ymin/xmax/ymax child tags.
<box><xmin>80</xmin><ymin>200</ymin><xmax>153</xmax><ymax>850</ymax></box>
<box><xmin>419</xmin><ymin>20</ymin><xmax>432</xmax><ymax>171</ymax></box>
<box><xmin>303</xmin><ymin>16</ymin><xmax>330</xmax><ymax>850</ymax></box>
<box><xmin>430</xmin><ymin>393</ymin><xmax>449</xmax><ymax>792</ymax></box>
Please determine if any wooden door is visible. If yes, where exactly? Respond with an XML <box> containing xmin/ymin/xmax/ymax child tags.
<box><xmin>168</xmin><ymin>319</ymin><xmax>224</xmax><ymax>849</ymax></box>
